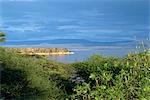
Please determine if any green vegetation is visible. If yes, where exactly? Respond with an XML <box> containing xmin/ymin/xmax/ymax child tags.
<box><xmin>70</xmin><ymin>51</ymin><xmax>150</xmax><ymax>99</ymax></box>
<box><xmin>0</xmin><ymin>32</ymin><xmax>6</xmax><ymax>42</ymax></box>
<box><xmin>0</xmin><ymin>47</ymin><xmax>149</xmax><ymax>100</ymax></box>
<box><xmin>0</xmin><ymin>47</ymin><xmax>74</xmax><ymax>99</ymax></box>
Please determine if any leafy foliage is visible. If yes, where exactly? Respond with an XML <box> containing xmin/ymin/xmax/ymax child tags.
<box><xmin>70</xmin><ymin>52</ymin><xmax>150</xmax><ymax>100</ymax></box>
<box><xmin>0</xmin><ymin>47</ymin><xmax>149</xmax><ymax>100</ymax></box>
<box><xmin>0</xmin><ymin>47</ymin><xmax>74</xmax><ymax>100</ymax></box>
<box><xmin>0</xmin><ymin>32</ymin><xmax>6</xmax><ymax>42</ymax></box>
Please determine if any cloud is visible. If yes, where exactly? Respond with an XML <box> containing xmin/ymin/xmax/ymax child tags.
<box><xmin>0</xmin><ymin>0</ymin><xmax>146</xmax><ymax>2</ymax></box>
<box><xmin>77</xmin><ymin>29</ymin><xmax>122</xmax><ymax>33</ymax></box>
<box><xmin>1</xmin><ymin>23</ymin><xmax>42</xmax><ymax>32</ymax></box>
<box><xmin>57</xmin><ymin>25</ymin><xmax>122</xmax><ymax>33</ymax></box>
<box><xmin>0</xmin><ymin>0</ymin><xmax>37</xmax><ymax>2</ymax></box>
<box><xmin>56</xmin><ymin>25</ymin><xmax>79</xmax><ymax>30</ymax></box>
<box><xmin>81</xmin><ymin>10</ymin><xmax>105</xmax><ymax>17</ymax></box>
<box><xmin>57</xmin><ymin>19</ymin><xmax>78</xmax><ymax>23</ymax></box>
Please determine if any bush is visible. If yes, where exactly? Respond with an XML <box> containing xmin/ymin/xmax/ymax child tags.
<box><xmin>0</xmin><ymin>47</ymin><xmax>74</xmax><ymax>99</ymax></box>
<box><xmin>70</xmin><ymin>52</ymin><xmax>150</xmax><ymax>100</ymax></box>
<box><xmin>0</xmin><ymin>47</ymin><xmax>149</xmax><ymax>100</ymax></box>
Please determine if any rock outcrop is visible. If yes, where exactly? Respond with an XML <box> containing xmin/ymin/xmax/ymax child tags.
<box><xmin>7</xmin><ymin>48</ymin><xmax>74</xmax><ymax>55</ymax></box>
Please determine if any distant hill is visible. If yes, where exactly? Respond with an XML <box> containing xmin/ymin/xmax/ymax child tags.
<box><xmin>1</xmin><ymin>39</ymin><xmax>136</xmax><ymax>47</ymax></box>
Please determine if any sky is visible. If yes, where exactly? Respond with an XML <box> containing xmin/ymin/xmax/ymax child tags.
<box><xmin>0</xmin><ymin>0</ymin><xmax>149</xmax><ymax>47</ymax></box>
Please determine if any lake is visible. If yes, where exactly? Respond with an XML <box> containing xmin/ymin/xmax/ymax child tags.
<box><xmin>47</xmin><ymin>47</ymin><xmax>138</xmax><ymax>63</ymax></box>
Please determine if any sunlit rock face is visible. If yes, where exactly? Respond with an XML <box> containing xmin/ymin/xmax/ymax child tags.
<box><xmin>7</xmin><ymin>48</ymin><xmax>74</xmax><ymax>55</ymax></box>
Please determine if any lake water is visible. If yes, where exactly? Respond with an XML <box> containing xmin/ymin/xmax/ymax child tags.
<box><xmin>47</xmin><ymin>47</ymin><xmax>137</xmax><ymax>63</ymax></box>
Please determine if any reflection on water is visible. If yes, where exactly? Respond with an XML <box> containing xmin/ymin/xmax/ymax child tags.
<box><xmin>48</xmin><ymin>48</ymin><xmax>136</xmax><ymax>63</ymax></box>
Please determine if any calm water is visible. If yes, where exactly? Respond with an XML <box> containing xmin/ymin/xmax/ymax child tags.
<box><xmin>48</xmin><ymin>47</ymin><xmax>137</xmax><ymax>63</ymax></box>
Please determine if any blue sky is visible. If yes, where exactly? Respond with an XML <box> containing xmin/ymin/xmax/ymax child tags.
<box><xmin>0</xmin><ymin>0</ymin><xmax>149</xmax><ymax>47</ymax></box>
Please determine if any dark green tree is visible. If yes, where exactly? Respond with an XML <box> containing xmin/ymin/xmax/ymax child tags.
<box><xmin>0</xmin><ymin>32</ymin><xmax>6</xmax><ymax>42</ymax></box>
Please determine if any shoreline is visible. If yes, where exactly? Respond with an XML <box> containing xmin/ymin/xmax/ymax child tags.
<box><xmin>7</xmin><ymin>47</ymin><xmax>75</xmax><ymax>56</ymax></box>
<box><xmin>21</xmin><ymin>52</ymin><xmax>75</xmax><ymax>56</ymax></box>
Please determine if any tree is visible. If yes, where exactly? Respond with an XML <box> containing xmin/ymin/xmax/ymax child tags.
<box><xmin>0</xmin><ymin>32</ymin><xmax>6</xmax><ymax>42</ymax></box>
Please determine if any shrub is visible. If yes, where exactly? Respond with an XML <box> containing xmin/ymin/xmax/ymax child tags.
<box><xmin>0</xmin><ymin>47</ymin><xmax>74</xmax><ymax>99</ymax></box>
<box><xmin>0</xmin><ymin>47</ymin><xmax>149</xmax><ymax>100</ymax></box>
<box><xmin>70</xmin><ymin>52</ymin><xmax>150</xmax><ymax>100</ymax></box>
